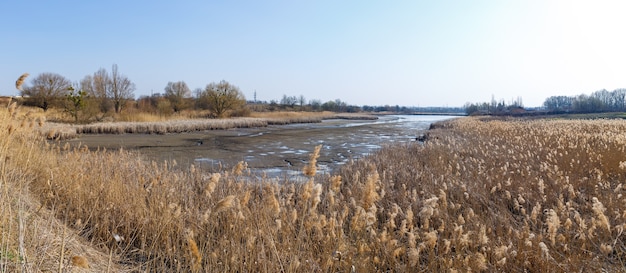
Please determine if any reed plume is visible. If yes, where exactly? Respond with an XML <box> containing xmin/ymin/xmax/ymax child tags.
<box><xmin>330</xmin><ymin>175</ymin><xmax>342</xmax><ymax>193</ymax></box>
<box><xmin>232</xmin><ymin>161</ymin><xmax>247</xmax><ymax>176</ymax></box>
<box><xmin>15</xmin><ymin>73</ymin><xmax>29</xmax><ymax>91</ymax></box>
<box><xmin>546</xmin><ymin>209</ymin><xmax>560</xmax><ymax>246</ymax></box>
<box><xmin>264</xmin><ymin>184</ymin><xmax>281</xmax><ymax>217</ymax></box>
<box><xmin>592</xmin><ymin>197</ymin><xmax>611</xmax><ymax>232</ymax></box>
<box><xmin>361</xmin><ymin>171</ymin><xmax>380</xmax><ymax>209</ymax></box>
<box><xmin>187</xmin><ymin>237</ymin><xmax>202</xmax><ymax>270</ymax></box>
<box><xmin>213</xmin><ymin>195</ymin><xmax>236</xmax><ymax>215</ymax></box>
<box><xmin>303</xmin><ymin>145</ymin><xmax>322</xmax><ymax>177</ymax></box>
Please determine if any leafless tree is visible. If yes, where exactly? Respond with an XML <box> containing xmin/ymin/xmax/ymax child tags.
<box><xmin>298</xmin><ymin>95</ymin><xmax>307</xmax><ymax>109</ymax></box>
<box><xmin>92</xmin><ymin>68</ymin><xmax>113</xmax><ymax>113</ymax></box>
<box><xmin>199</xmin><ymin>80</ymin><xmax>246</xmax><ymax>118</ymax></box>
<box><xmin>21</xmin><ymin>72</ymin><xmax>71</xmax><ymax>111</ymax></box>
<box><xmin>164</xmin><ymin>81</ymin><xmax>191</xmax><ymax>112</ymax></box>
<box><xmin>108</xmin><ymin>64</ymin><xmax>135</xmax><ymax>113</ymax></box>
<box><xmin>280</xmin><ymin>95</ymin><xmax>297</xmax><ymax>107</ymax></box>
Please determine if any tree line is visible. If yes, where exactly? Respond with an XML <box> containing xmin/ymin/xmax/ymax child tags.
<box><xmin>17</xmin><ymin>64</ymin><xmax>247</xmax><ymax>122</ymax></box>
<box><xmin>464</xmin><ymin>96</ymin><xmax>524</xmax><ymax>116</ymax></box>
<box><xmin>543</xmin><ymin>88</ymin><xmax>626</xmax><ymax>113</ymax></box>
<box><xmin>260</xmin><ymin>96</ymin><xmax>361</xmax><ymax>113</ymax></box>
<box><xmin>16</xmin><ymin>65</ymin><xmax>376</xmax><ymax>123</ymax></box>
<box><xmin>465</xmin><ymin>88</ymin><xmax>626</xmax><ymax>116</ymax></box>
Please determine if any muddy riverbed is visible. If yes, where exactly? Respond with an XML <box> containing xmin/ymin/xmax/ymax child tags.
<box><xmin>66</xmin><ymin>115</ymin><xmax>456</xmax><ymax>178</ymax></box>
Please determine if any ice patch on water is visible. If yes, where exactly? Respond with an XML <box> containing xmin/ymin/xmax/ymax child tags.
<box><xmin>248</xmin><ymin>132</ymin><xmax>264</xmax><ymax>137</ymax></box>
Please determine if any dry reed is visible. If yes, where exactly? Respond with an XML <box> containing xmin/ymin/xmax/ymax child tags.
<box><xmin>5</xmin><ymin>108</ymin><xmax>626</xmax><ymax>271</ymax></box>
<box><xmin>15</xmin><ymin>73</ymin><xmax>29</xmax><ymax>91</ymax></box>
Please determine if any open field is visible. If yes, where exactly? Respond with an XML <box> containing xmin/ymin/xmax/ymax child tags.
<box><xmin>2</xmin><ymin>104</ymin><xmax>626</xmax><ymax>271</ymax></box>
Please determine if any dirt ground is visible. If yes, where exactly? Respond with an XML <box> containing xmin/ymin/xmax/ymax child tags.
<box><xmin>64</xmin><ymin>116</ymin><xmax>438</xmax><ymax>176</ymax></box>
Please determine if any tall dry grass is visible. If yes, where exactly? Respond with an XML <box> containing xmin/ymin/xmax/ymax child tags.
<box><xmin>0</xmin><ymin>103</ymin><xmax>127</xmax><ymax>272</ymax></box>
<box><xmin>6</xmin><ymin>107</ymin><xmax>626</xmax><ymax>271</ymax></box>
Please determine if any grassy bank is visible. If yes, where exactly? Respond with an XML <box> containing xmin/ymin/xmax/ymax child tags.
<box><xmin>3</xmin><ymin>104</ymin><xmax>626</xmax><ymax>271</ymax></box>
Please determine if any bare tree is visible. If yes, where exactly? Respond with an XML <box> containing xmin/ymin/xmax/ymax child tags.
<box><xmin>298</xmin><ymin>95</ymin><xmax>306</xmax><ymax>110</ymax></box>
<box><xmin>108</xmin><ymin>64</ymin><xmax>135</xmax><ymax>113</ymax></box>
<box><xmin>21</xmin><ymin>72</ymin><xmax>71</xmax><ymax>111</ymax></box>
<box><xmin>164</xmin><ymin>81</ymin><xmax>191</xmax><ymax>112</ymax></box>
<box><xmin>91</xmin><ymin>68</ymin><xmax>113</xmax><ymax>113</ymax></box>
<box><xmin>200</xmin><ymin>80</ymin><xmax>246</xmax><ymax>118</ymax></box>
<box><xmin>280</xmin><ymin>95</ymin><xmax>297</xmax><ymax>107</ymax></box>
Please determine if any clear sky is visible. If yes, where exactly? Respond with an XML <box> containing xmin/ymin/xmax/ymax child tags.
<box><xmin>1</xmin><ymin>1</ymin><xmax>625</xmax><ymax>107</ymax></box>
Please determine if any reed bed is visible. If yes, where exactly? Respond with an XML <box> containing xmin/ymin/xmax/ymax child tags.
<box><xmin>6</xmin><ymin>105</ymin><xmax>626</xmax><ymax>271</ymax></box>
<box><xmin>333</xmin><ymin>113</ymin><xmax>379</xmax><ymax>120</ymax></box>
<box><xmin>40</xmin><ymin>111</ymin><xmax>378</xmax><ymax>140</ymax></box>
<box><xmin>74</xmin><ymin>117</ymin><xmax>270</xmax><ymax>134</ymax></box>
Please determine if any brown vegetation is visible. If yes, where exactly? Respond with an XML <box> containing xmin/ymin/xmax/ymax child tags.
<box><xmin>38</xmin><ymin>111</ymin><xmax>377</xmax><ymax>140</ymax></box>
<box><xmin>3</xmin><ymin>103</ymin><xmax>626</xmax><ymax>271</ymax></box>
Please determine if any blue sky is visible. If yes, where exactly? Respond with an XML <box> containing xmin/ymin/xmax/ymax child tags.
<box><xmin>1</xmin><ymin>1</ymin><xmax>625</xmax><ymax>107</ymax></box>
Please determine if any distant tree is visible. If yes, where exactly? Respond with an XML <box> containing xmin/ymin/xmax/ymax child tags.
<box><xmin>280</xmin><ymin>95</ymin><xmax>298</xmax><ymax>108</ymax></box>
<box><xmin>333</xmin><ymin>99</ymin><xmax>347</xmax><ymax>112</ymax></box>
<box><xmin>199</xmin><ymin>80</ymin><xmax>246</xmax><ymax>118</ymax></box>
<box><xmin>310</xmin><ymin>99</ymin><xmax>322</xmax><ymax>111</ymax></box>
<box><xmin>543</xmin><ymin>96</ymin><xmax>573</xmax><ymax>112</ymax></box>
<box><xmin>108</xmin><ymin>64</ymin><xmax>135</xmax><ymax>113</ymax></box>
<box><xmin>614</xmin><ymin>89</ymin><xmax>626</xmax><ymax>111</ymax></box>
<box><xmin>82</xmin><ymin>68</ymin><xmax>113</xmax><ymax>114</ymax></box>
<box><xmin>156</xmin><ymin>97</ymin><xmax>174</xmax><ymax>116</ymax></box>
<box><xmin>192</xmin><ymin>87</ymin><xmax>209</xmax><ymax>111</ymax></box>
<box><xmin>21</xmin><ymin>72</ymin><xmax>71</xmax><ymax>111</ymax></box>
<box><xmin>572</xmin><ymin>94</ymin><xmax>603</xmax><ymax>113</ymax></box>
<box><xmin>591</xmin><ymin>89</ymin><xmax>612</xmax><ymax>111</ymax></box>
<box><xmin>298</xmin><ymin>95</ymin><xmax>306</xmax><ymax>109</ymax></box>
<box><xmin>464</xmin><ymin>103</ymin><xmax>479</xmax><ymax>115</ymax></box>
<box><xmin>268</xmin><ymin>99</ymin><xmax>279</xmax><ymax>111</ymax></box>
<box><xmin>63</xmin><ymin>86</ymin><xmax>88</xmax><ymax>123</ymax></box>
<box><xmin>80</xmin><ymin>71</ymin><xmax>112</xmax><ymax>121</ymax></box>
<box><xmin>321</xmin><ymin>100</ymin><xmax>337</xmax><ymax>111</ymax></box>
<box><xmin>164</xmin><ymin>81</ymin><xmax>191</xmax><ymax>112</ymax></box>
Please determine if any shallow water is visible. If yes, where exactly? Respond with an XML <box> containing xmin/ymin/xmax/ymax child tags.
<box><xmin>191</xmin><ymin>115</ymin><xmax>456</xmax><ymax>178</ymax></box>
<box><xmin>68</xmin><ymin>115</ymin><xmax>457</xmax><ymax>179</ymax></box>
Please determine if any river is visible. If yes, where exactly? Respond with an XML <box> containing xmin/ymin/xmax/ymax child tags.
<box><xmin>68</xmin><ymin>115</ymin><xmax>458</xmax><ymax>178</ymax></box>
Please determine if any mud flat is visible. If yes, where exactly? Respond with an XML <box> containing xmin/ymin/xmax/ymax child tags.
<box><xmin>65</xmin><ymin>115</ymin><xmax>456</xmax><ymax>177</ymax></box>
